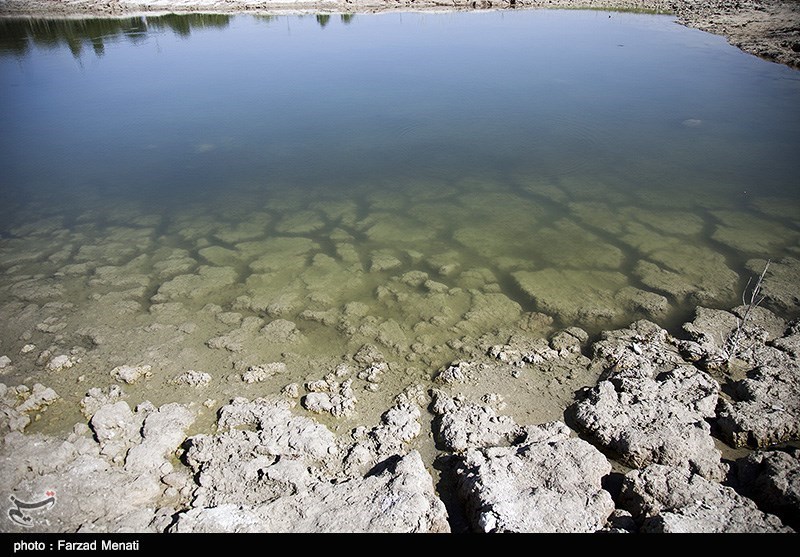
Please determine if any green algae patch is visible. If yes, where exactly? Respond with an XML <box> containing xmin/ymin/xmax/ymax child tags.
<box><xmin>152</xmin><ymin>266</ymin><xmax>240</xmax><ymax>302</ymax></box>
<box><xmin>512</xmin><ymin>269</ymin><xmax>629</xmax><ymax>325</ymax></box>
<box><xmin>528</xmin><ymin>220</ymin><xmax>626</xmax><ymax>270</ymax></box>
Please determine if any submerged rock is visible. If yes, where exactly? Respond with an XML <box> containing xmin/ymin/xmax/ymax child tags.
<box><xmin>206</xmin><ymin>315</ymin><xmax>264</xmax><ymax>353</ymax></box>
<box><xmin>369</xmin><ymin>250</ymin><xmax>403</xmax><ymax>272</ymax></box>
<box><xmin>616</xmin><ymin>286</ymin><xmax>671</xmax><ymax>321</ymax></box>
<box><xmin>512</xmin><ymin>268</ymin><xmax>628</xmax><ymax>326</ymax></box>
<box><xmin>197</xmin><ymin>245</ymin><xmax>242</xmax><ymax>267</ymax></box>
<box><xmin>453</xmin><ymin>291</ymin><xmax>523</xmax><ymax>336</ymax></box>
<box><xmin>151</xmin><ymin>265</ymin><xmax>238</xmax><ymax>302</ymax></box>
<box><xmin>711</xmin><ymin>210</ymin><xmax>797</xmax><ymax>256</ymax></box>
<box><xmin>529</xmin><ymin>220</ymin><xmax>625</xmax><ymax>270</ymax></box>
<box><xmin>746</xmin><ymin>257</ymin><xmax>800</xmax><ymax>315</ymax></box>
<box><xmin>8</xmin><ymin>277</ymin><xmax>65</xmax><ymax>302</ymax></box>
<box><xmin>363</xmin><ymin>214</ymin><xmax>436</xmax><ymax>245</ymax></box>
<box><xmin>274</xmin><ymin>210</ymin><xmax>325</xmax><ymax>234</ymax></box>
<box><xmin>634</xmin><ymin>244</ymin><xmax>738</xmax><ymax>306</ymax></box>
<box><xmin>261</xmin><ymin>319</ymin><xmax>305</xmax><ymax>344</ymax></box>
<box><xmin>213</xmin><ymin>218</ymin><xmax>269</xmax><ymax>244</ymax></box>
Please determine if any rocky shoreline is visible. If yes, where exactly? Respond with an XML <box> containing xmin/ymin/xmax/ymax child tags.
<box><xmin>2</xmin><ymin>258</ymin><xmax>798</xmax><ymax>533</ymax></box>
<box><xmin>0</xmin><ymin>1</ymin><xmax>799</xmax><ymax>69</ymax></box>
<box><xmin>1</xmin><ymin>0</ymin><xmax>799</xmax><ymax>534</ymax></box>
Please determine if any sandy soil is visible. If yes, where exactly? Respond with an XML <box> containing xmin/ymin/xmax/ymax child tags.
<box><xmin>0</xmin><ymin>1</ymin><xmax>798</xmax><ymax>68</ymax></box>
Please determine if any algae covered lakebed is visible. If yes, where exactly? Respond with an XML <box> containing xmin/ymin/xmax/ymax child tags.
<box><xmin>1</xmin><ymin>9</ymin><xmax>799</xmax><ymax>438</ymax></box>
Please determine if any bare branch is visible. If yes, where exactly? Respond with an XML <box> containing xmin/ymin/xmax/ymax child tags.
<box><xmin>725</xmin><ymin>259</ymin><xmax>771</xmax><ymax>360</ymax></box>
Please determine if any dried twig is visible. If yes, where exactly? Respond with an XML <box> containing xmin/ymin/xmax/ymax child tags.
<box><xmin>726</xmin><ymin>259</ymin><xmax>770</xmax><ymax>358</ymax></box>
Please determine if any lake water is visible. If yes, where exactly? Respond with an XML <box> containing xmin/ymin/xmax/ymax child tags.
<box><xmin>1</xmin><ymin>9</ymin><xmax>798</xmax><ymax>433</ymax></box>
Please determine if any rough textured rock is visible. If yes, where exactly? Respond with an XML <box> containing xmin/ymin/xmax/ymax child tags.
<box><xmin>341</xmin><ymin>386</ymin><xmax>425</xmax><ymax>476</ymax></box>
<box><xmin>302</xmin><ymin>378</ymin><xmax>356</xmax><ymax>418</ymax></box>
<box><xmin>46</xmin><ymin>354</ymin><xmax>76</xmax><ymax>372</ymax></box>
<box><xmin>670</xmin><ymin>0</ymin><xmax>800</xmax><ymax>70</ymax></box>
<box><xmin>454</xmin><ymin>421</ymin><xmax>615</xmax><ymax>533</ymax></box>
<box><xmin>90</xmin><ymin>400</ymin><xmax>144</xmax><ymax>463</ymax></box>
<box><xmin>680</xmin><ymin>305</ymin><xmax>787</xmax><ymax>370</ymax></box>
<box><xmin>431</xmin><ymin>389</ymin><xmax>525</xmax><ymax>453</ymax></box>
<box><xmin>111</xmin><ymin>364</ymin><xmax>152</xmax><ymax>384</ymax></box>
<box><xmin>180</xmin><ymin>388</ymin><xmax>432</xmax><ymax>507</ymax></box>
<box><xmin>568</xmin><ymin>320</ymin><xmax>725</xmax><ymax>480</ymax></box>
<box><xmin>171</xmin><ymin>451</ymin><xmax>449</xmax><ymax>533</ymax></box>
<box><xmin>733</xmin><ymin>448</ymin><xmax>800</xmax><ymax>531</ymax></box>
<box><xmin>680</xmin><ymin>306</ymin><xmax>744</xmax><ymax>369</ymax></box>
<box><xmin>173</xmin><ymin>388</ymin><xmax>446</xmax><ymax>533</ymax></box>
<box><xmin>716</xmin><ymin>363</ymin><xmax>800</xmax><ymax>449</ymax></box>
<box><xmin>588</xmin><ymin>319</ymin><xmax>687</xmax><ymax>376</ymax></box>
<box><xmin>0</xmin><ymin>399</ymin><xmax>194</xmax><ymax>532</ymax></box>
<box><xmin>124</xmin><ymin>403</ymin><xmax>195</xmax><ymax>474</ymax></box>
<box><xmin>80</xmin><ymin>385</ymin><xmax>125</xmax><ymax>419</ymax></box>
<box><xmin>483</xmin><ymin>329</ymin><xmax>592</xmax><ymax>385</ymax></box>
<box><xmin>183</xmin><ymin>396</ymin><xmax>337</xmax><ymax>508</ymax></box>
<box><xmin>241</xmin><ymin>362</ymin><xmax>287</xmax><ymax>383</ymax></box>
<box><xmin>677</xmin><ymin>304</ymin><xmax>800</xmax><ymax>448</ymax></box>
<box><xmin>0</xmin><ymin>383</ymin><xmax>60</xmax><ymax>434</ymax></box>
<box><xmin>619</xmin><ymin>463</ymin><xmax>793</xmax><ymax>533</ymax></box>
<box><xmin>170</xmin><ymin>370</ymin><xmax>212</xmax><ymax>387</ymax></box>
<box><xmin>771</xmin><ymin>319</ymin><xmax>800</xmax><ymax>358</ymax></box>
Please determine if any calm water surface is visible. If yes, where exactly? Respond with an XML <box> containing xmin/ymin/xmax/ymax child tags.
<box><xmin>0</xmin><ymin>9</ymin><xmax>798</xmax><ymax>432</ymax></box>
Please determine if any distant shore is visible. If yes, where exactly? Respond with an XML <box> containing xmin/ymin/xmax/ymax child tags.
<box><xmin>0</xmin><ymin>0</ymin><xmax>798</xmax><ymax>69</ymax></box>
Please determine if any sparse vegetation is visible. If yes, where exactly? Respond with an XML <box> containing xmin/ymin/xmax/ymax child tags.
<box><xmin>725</xmin><ymin>259</ymin><xmax>771</xmax><ymax>359</ymax></box>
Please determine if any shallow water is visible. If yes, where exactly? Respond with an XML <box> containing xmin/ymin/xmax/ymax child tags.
<box><xmin>1</xmin><ymin>9</ymin><xmax>799</xmax><ymax>434</ymax></box>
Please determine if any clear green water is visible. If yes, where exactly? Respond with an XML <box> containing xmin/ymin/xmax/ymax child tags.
<box><xmin>0</xmin><ymin>9</ymin><xmax>798</xmax><ymax>433</ymax></box>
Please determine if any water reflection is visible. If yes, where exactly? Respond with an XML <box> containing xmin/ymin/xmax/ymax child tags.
<box><xmin>0</xmin><ymin>13</ymin><xmax>235</xmax><ymax>57</ymax></box>
<box><xmin>0</xmin><ymin>12</ymin><xmax>355</xmax><ymax>57</ymax></box>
